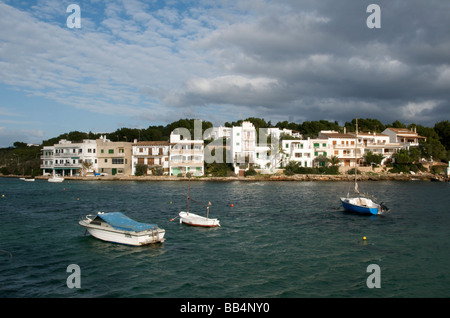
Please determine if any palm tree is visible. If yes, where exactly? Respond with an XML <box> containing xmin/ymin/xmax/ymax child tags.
<box><xmin>81</xmin><ymin>161</ymin><xmax>94</xmax><ymax>176</ymax></box>
<box><xmin>329</xmin><ymin>156</ymin><xmax>340</xmax><ymax>166</ymax></box>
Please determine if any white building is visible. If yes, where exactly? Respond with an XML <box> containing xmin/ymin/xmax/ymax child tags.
<box><xmin>229</xmin><ymin>121</ymin><xmax>257</xmax><ymax>173</ymax></box>
<box><xmin>132</xmin><ymin>141</ymin><xmax>170</xmax><ymax>175</ymax></box>
<box><xmin>318</xmin><ymin>131</ymin><xmax>361</xmax><ymax>167</ymax></box>
<box><xmin>281</xmin><ymin>139</ymin><xmax>315</xmax><ymax>168</ymax></box>
<box><xmin>41</xmin><ymin>139</ymin><xmax>97</xmax><ymax>176</ymax></box>
<box><xmin>203</xmin><ymin>126</ymin><xmax>231</xmax><ymax>140</ymax></box>
<box><xmin>350</xmin><ymin>131</ymin><xmax>401</xmax><ymax>165</ymax></box>
<box><xmin>382</xmin><ymin>127</ymin><xmax>426</xmax><ymax>149</ymax></box>
<box><xmin>169</xmin><ymin>133</ymin><xmax>204</xmax><ymax>176</ymax></box>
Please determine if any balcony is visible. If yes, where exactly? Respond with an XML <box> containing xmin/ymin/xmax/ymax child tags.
<box><xmin>170</xmin><ymin>149</ymin><xmax>203</xmax><ymax>156</ymax></box>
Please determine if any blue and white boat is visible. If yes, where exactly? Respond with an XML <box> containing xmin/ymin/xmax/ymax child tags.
<box><xmin>340</xmin><ymin>196</ymin><xmax>389</xmax><ymax>215</ymax></box>
<box><xmin>79</xmin><ymin>212</ymin><xmax>165</xmax><ymax>245</ymax></box>
<box><xmin>340</xmin><ymin>118</ymin><xmax>389</xmax><ymax>215</ymax></box>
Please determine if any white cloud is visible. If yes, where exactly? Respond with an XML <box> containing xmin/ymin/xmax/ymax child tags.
<box><xmin>1</xmin><ymin>0</ymin><xmax>449</xmax><ymax>139</ymax></box>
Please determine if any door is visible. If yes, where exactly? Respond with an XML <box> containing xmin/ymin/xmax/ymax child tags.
<box><xmin>112</xmin><ymin>168</ymin><xmax>117</xmax><ymax>175</ymax></box>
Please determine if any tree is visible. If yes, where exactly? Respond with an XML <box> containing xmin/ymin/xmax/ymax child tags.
<box><xmin>135</xmin><ymin>163</ymin><xmax>148</xmax><ymax>176</ymax></box>
<box><xmin>434</xmin><ymin>120</ymin><xmax>450</xmax><ymax>151</ymax></box>
<box><xmin>313</xmin><ymin>155</ymin><xmax>329</xmax><ymax>167</ymax></box>
<box><xmin>81</xmin><ymin>161</ymin><xmax>94</xmax><ymax>176</ymax></box>
<box><xmin>363</xmin><ymin>151</ymin><xmax>384</xmax><ymax>168</ymax></box>
<box><xmin>345</xmin><ymin>118</ymin><xmax>385</xmax><ymax>133</ymax></box>
<box><xmin>392</xmin><ymin>149</ymin><xmax>412</xmax><ymax>164</ymax></box>
<box><xmin>329</xmin><ymin>156</ymin><xmax>340</xmax><ymax>166</ymax></box>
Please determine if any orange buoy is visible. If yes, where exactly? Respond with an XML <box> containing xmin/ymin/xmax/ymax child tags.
<box><xmin>231</xmin><ymin>203</ymin><xmax>234</xmax><ymax>207</ymax></box>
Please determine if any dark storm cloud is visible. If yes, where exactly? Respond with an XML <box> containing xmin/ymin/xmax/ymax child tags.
<box><xmin>171</xmin><ymin>0</ymin><xmax>450</xmax><ymax>126</ymax></box>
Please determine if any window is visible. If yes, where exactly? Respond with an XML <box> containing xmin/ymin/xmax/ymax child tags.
<box><xmin>101</xmin><ymin>149</ymin><xmax>104</xmax><ymax>153</ymax></box>
<box><xmin>285</xmin><ymin>143</ymin><xmax>289</xmax><ymax>148</ymax></box>
<box><xmin>112</xmin><ymin>158</ymin><xmax>124</xmax><ymax>164</ymax></box>
<box><xmin>108</xmin><ymin>149</ymin><xmax>114</xmax><ymax>154</ymax></box>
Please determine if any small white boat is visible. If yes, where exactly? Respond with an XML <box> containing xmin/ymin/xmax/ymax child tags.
<box><xmin>176</xmin><ymin>179</ymin><xmax>220</xmax><ymax>227</ymax></box>
<box><xmin>179</xmin><ymin>211</ymin><xmax>220</xmax><ymax>227</ymax></box>
<box><xmin>20</xmin><ymin>178</ymin><xmax>35</xmax><ymax>182</ymax></box>
<box><xmin>48</xmin><ymin>175</ymin><xmax>64</xmax><ymax>182</ymax></box>
<box><xmin>79</xmin><ymin>212</ymin><xmax>165</xmax><ymax>246</ymax></box>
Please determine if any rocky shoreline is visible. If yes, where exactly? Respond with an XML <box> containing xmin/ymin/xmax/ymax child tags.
<box><xmin>15</xmin><ymin>172</ymin><xmax>438</xmax><ymax>182</ymax></box>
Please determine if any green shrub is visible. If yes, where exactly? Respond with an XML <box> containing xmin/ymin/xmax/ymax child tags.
<box><xmin>244</xmin><ymin>168</ymin><xmax>257</xmax><ymax>176</ymax></box>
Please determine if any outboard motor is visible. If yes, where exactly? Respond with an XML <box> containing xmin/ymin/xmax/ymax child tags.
<box><xmin>380</xmin><ymin>202</ymin><xmax>390</xmax><ymax>213</ymax></box>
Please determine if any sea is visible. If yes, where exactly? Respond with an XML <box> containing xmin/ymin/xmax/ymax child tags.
<box><xmin>1</xmin><ymin>177</ymin><xmax>449</xmax><ymax>302</ymax></box>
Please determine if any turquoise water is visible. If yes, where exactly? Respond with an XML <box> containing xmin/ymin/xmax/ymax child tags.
<box><xmin>0</xmin><ymin>178</ymin><xmax>449</xmax><ymax>298</ymax></box>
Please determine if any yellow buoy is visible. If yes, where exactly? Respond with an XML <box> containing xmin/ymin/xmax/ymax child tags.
<box><xmin>363</xmin><ymin>236</ymin><xmax>367</xmax><ymax>240</ymax></box>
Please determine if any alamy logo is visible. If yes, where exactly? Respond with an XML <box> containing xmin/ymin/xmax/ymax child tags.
<box><xmin>366</xmin><ymin>4</ymin><xmax>381</xmax><ymax>29</ymax></box>
<box><xmin>366</xmin><ymin>264</ymin><xmax>381</xmax><ymax>288</ymax></box>
<box><xmin>66</xmin><ymin>264</ymin><xmax>81</xmax><ymax>288</ymax></box>
<box><xmin>66</xmin><ymin>4</ymin><xmax>81</xmax><ymax>29</ymax></box>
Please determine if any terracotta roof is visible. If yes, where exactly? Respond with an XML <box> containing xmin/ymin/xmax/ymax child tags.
<box><xmin>385</xmin><ymin>128</ymin><xmax>426</xmax><ymax>138</ymax></box>
<box><xmin>320</xmin><ymin>132</ymin><xmax>355</xmax><ymax>138</ymax></box>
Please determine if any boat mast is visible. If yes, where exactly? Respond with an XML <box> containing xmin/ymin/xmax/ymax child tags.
<box><xmin>354</xmin><ymin>117</ymin><xmax>358</xmax><ymax>193</ymax></box>
<box><xmin>187</xmin><ymin>179</ymin><xmax>190</xmax><ymax>215</ymax></box>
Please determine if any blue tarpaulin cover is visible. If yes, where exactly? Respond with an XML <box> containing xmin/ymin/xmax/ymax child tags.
<box><xmin>97</xmin><ymin>212</ymin><xmax>158</xmax><ymax>232</ymax></box>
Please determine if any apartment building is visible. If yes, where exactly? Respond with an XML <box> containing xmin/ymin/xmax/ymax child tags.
<box><xmin>318</xmin><ymin>131</ymin><xmax>361</xmax><ymax>167</ymax></box>
<box><xmin>132</xmin><ymin>141</ymin><xmax>170</xmax><ymax>175</ymax></box>
<box><xmin>282</xmin><ymin>139</ymin><xmax>318</xmax><ymax>168</ymax></box>
<box><xmin>229</xmin><ymin>121</ymin><xmax>257</xmax><ymax>170</ymax></box>
<box><xmin>96</xmin><ymin>136</ymin><xmax>132</xmax><ymax>176</ymax></box>
<box><xmin>382</xmin><ymin>127</ymin><xmax>426</xmax><ymax>149</ymax></box>
<box><xmin>169</xmin><ymin>133</ymin><xmax>204</xmax><ymax>176</ymax></box>
<box><xmin>40</xmin><ymin>139</ymin><xmax>97</xmax><ymax>176</ymax></box>
<box><xmin>350</xmin><ymin>131</ymin><xmax>400</xmax><ymax>165</ymax></box>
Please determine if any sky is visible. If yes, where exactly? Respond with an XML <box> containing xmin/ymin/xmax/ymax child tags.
<box><xmin>1</xmin><ymin>0</ymin><xmax>450</xmax><ymax>147</ymax></box>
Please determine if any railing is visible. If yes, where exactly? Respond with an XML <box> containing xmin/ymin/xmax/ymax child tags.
<box><xmin>170</xmin><ymin>149</ymin><xmax>203</xmax><ymax>155</ymax></box>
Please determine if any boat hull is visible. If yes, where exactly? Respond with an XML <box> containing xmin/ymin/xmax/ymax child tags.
<box><xmin>48</xmin><ymin>177</ymin><xmax>64</xmax><ymax>183</ymax></box>
<box><xmin>179</xmin><ymin>211</ymin><xmax>220</xmax><ymax>227</ymax></box>
<box><xmin>340</xmin><ymin>197</ymin><xmax>382</xmax><ymax>215</ymax></box>
<box><xmin>79</xmin><ymin>217</ymin><xmax>165</xmax><ymax>246</ymax></box>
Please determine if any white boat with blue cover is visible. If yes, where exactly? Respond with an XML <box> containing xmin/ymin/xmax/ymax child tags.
<box><xmin>79</xmin><ymin>212</ymin><xmax>165</xmax><ymax>246</ymax></box>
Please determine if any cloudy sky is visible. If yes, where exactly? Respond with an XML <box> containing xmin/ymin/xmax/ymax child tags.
<box><xmin>1</xmin><ymin>0</ymin><xmax>449</xmax><ymax>147</ymax></box>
